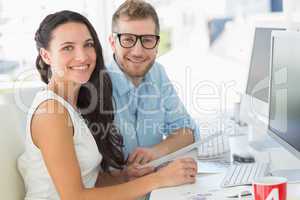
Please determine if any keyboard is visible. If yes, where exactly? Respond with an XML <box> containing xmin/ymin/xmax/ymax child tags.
<box><xmin>221</xmin><ymin>162</ymin><xmax>270</xmax><ymax>187</ymax></box>
<box><xmin>197</xmin><ymin>133</ymin><xmax>230</xmax><ymax>160</ymax></box>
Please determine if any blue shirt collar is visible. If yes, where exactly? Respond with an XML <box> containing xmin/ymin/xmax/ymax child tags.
<box><xmin>108</xmin><ymin>56</ymin><xmax>154</xmax><ymax>96</ymax></box>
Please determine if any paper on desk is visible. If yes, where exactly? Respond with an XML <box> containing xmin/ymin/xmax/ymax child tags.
<box><xmin>149</xmin><ymin>174</ymin><xmax>226</xmax><ymax>200</ymax></box>
<box><xmin>139</xmin><ymin>141</ymin><xmax>200</xmax><ymax>169</ymax></box>
<box><xmin>197</xmin><ymin>161</ymin><xmax>228</xmax><ymax>174</ymax></box>
<box><xmin>141</xmin><ymin>134</ymin><xmax>228</xmax><ymax>169</ymax></box>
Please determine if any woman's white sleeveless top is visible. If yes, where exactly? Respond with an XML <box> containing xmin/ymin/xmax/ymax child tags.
<box><xmin>18</xmin><ymin>90</ymin><xmax>102</xmax><ymax>200</ymax></box>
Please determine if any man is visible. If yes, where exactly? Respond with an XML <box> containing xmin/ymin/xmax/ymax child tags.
<box><xmin>107</xmin><ymin>0</ymin><xmax>200</xmax><ymax>166</ymax></box>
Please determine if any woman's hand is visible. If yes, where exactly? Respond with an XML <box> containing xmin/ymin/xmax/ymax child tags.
<box><xmin>154</xmin><ymin>158</ymin><xmax>197</xmax><ymax>187</ymax></box>
<box><xmin>123</xmin><ymin>163</ymin><xmax>155</xmax><ymax>181</ymax></box>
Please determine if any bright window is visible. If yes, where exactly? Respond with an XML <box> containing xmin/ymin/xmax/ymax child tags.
<box><xmin>0</xmin><ymin>0</ymin><xmax>274</xmax><ymax>83</ymax></box>
<box><xmin>0</xmin><ymin>0</ymin><xmax>111</xmax><ymax>82</ymax></box>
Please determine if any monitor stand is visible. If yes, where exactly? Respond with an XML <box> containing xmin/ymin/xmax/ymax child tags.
<box><xmin>249</xmin><ymin>135</ymin><xmax>300</xmax><ymax>183</ymax></box>
<box><xmin>271</xmin><ymin>169</ymin><xmax>300</xmax><ymax>183</ymax></box>
<box><xmin>248</xmin><ymin>135</ymin><xmax>281</xmax><ymax>151</ymax></box>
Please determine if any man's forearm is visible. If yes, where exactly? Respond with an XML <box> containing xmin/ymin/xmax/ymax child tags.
<box><xmin>152</xmin><ymin>128</ymin><xmax>194</xmax><ymax>158</ymax></box>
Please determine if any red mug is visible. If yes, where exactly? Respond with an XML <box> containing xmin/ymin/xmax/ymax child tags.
<box><xmin>252</xmin><ymin>176</ymin><xmax>287</xmax><ymax>200</ymax></box>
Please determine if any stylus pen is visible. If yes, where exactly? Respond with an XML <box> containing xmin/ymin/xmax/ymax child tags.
<box><xmin>227</xmin><ymin>191</ymin><xmax>252</xmax><ymax>198</ymax></box>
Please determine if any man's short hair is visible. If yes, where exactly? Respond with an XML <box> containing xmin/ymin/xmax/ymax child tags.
<box><xmin>112</xmin><ymin>0</ymin><xmax>160</xmax><ymax>35</ymax></box>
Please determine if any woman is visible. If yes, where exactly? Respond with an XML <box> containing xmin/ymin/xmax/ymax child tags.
<box><xmin>18</xmin><ymin>10</ymin><xmax>197</xmax><ymax>200</ymax></box>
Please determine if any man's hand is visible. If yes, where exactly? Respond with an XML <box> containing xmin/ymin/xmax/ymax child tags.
<box><xmin>128</xmin><ymin>147</ymin><xmax>160</xmax><ymax>165</ymax></box>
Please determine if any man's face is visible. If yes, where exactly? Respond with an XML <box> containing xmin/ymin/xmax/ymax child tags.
<box><xmin>110</xmin><ymin>17</ymin><xmax>159</xmax><ymax>80</ymax></box>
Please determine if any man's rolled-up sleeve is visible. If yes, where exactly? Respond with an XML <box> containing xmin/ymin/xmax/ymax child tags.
<box><xmin>160</xmin><ymin>67</ymin><xmax>200</xmax><ymax>142</ymax></box>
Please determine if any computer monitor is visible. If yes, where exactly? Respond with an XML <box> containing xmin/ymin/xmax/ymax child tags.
<box><xmin>246</xmin><ymin>27</ymin><xmax>285</xmax><ymax>103</ymax></box>
<box><xmin>239</xmin><ymin>27</ymin><xmax>285</xmax><ymax>131</ymax></box>
<box><xmin>268</xmin><ymin>30</ymin><xmax>300</xmax><ymax>182</ymax></box>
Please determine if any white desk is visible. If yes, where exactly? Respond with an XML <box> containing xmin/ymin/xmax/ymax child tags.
<box><xmin>149</xmin><ymin>146</ymin><xmax>300</xmax><ymax>200</ymax></box>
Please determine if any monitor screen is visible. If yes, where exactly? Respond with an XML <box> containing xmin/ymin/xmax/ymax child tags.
<box><xmin>269</xmin><ymin>31</ymin><xmax>300</xmax><ymax>154</ymax></box>
<box><xmin>246</xmin><ymin>27</ymin><xmax>285</xmax><ymax>103</ymax></box>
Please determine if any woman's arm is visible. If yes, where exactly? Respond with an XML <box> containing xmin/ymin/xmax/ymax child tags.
<box><xmin>89</xmin><ymin>158</ymin><xmax>196</xmax><ymax>200</ymax></box>
<box><xmin>96</xmin><ymin>163</ymin><xmax>155</xmax><ymax>187</ymax></box>
<box><xmin>31</xmin><ymin>100</ymin><xmax>197</xmax><ymax>200</ymax></box>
